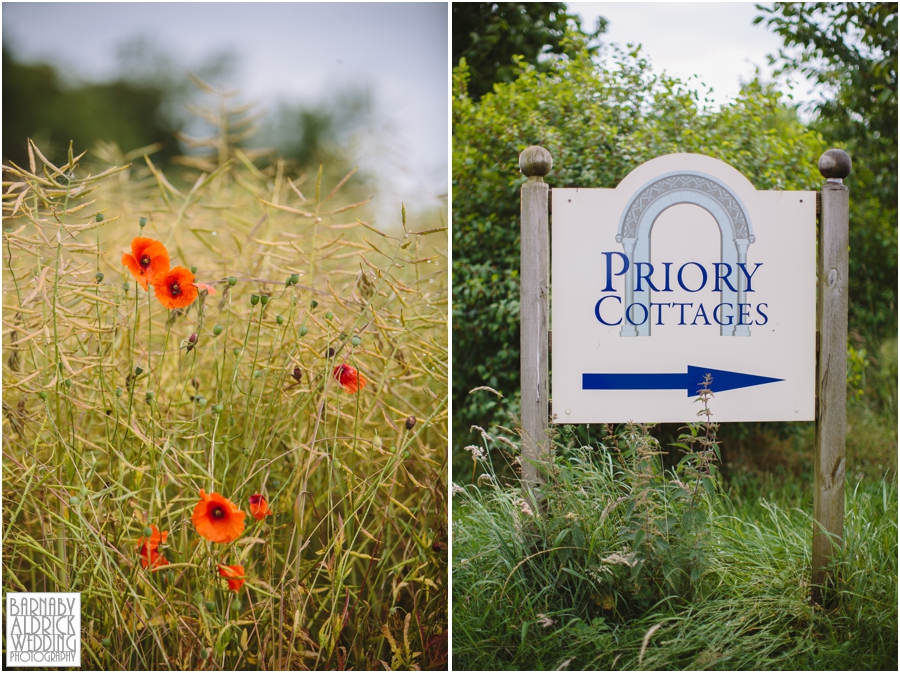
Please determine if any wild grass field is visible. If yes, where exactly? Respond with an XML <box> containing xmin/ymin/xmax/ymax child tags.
<box><xmin>452</xmin><ymin>398</ymin><xmax>898</xmax><ymax>670</ymax></box>
<box><xmin>2</xmin><ymin>91</ymin><xmax>448</xmax><ymax>670</ymax></box>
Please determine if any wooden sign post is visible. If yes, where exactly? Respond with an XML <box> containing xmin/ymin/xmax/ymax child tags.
<box><xmin>518</xmin><ymin>146</ymin><xmax>552</xmax><ymax>486</ymax></box>
<box><xmin>812</xmin><ymin>148</ymin><xmax>851</xmax><ymax>605</ymax></box>
<box><xmin>518</xmin><ymin>145</ymin><xmax>850</xmax><ymax>603</ymax></box>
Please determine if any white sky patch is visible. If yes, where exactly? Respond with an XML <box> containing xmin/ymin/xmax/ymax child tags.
<box><xmin>569</xmin><ymin>2</ymin><xmax>818</xmax><ymax>111</ymax></box>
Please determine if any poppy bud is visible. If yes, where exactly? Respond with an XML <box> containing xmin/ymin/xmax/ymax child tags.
<box><xmin>213</xmin><ymin>324</ymin><xmax>223</xmax><ymax>336</ymax></box>
<box><xmin>143</xmin><ymin>526</ymin><xmax>153</xmax><ymax>537</ymax></box>
<box><xmin>186</xmin><ymin>333</ymin><xmax>198</xmax><ymax>352</ymax></box>
<box><xmin>205</xmin><ymin>601</ymin><xmax>216</xmax><ymax>612</ymax></box>
<box><xmin>351</xmin><ymin>336</ymin><xmax>361</xmax><ymax>346</ymax></box>
<box><xmin>95</xmin><ymin>272</ymin><xmax>104</xmax><ymax>283</ymax></box>
<box><xmin>228</xmin><ymin>276</ymin><xmax>237</xmax><ymax>287</ymax></box>
<box><xmin>405</xmin><ymin>415</ymin><xmax>416</xmax><ymax>430</ymax></box>
<box><xmin>260</xmin><ymin>295</ymin><xmax>270</xmax><ymax>306</ymax></box>
<box><xmin>276</xmin><ymin>314</ymin><xmax>285</xmax><ymax>325</ymax></box>
<box><xmin>190</xmin><ymin>265</ymin><xmax>197</xmax><ymax>275</ymax></box>
<box><xmin>95</xmin><ymin>213</ymin><xmax>104</xmax><ymax>222</ymax></box>
<box><xmin>102</xmin><ymin>638</ymin><xmax>111</xmax><ymax>648</ymax></box>
<box><xmin>290</xmin><ymin>273</ymin><xmax>300</xmax><ymax>285</ymax></box>
<box><xmin>200</xmin><ymin>648</ymin><xmax>209</xmax><ymax>660</ymax></box>
<box><xmin>233</xmin><ymin>348</ymin><xmax>241</xmax><ymax>357</ymax></box>
<box><xmin>250</xmin><ymin>294</ymin><xmax>260</xmax><ymax>306</ymax></box>
<box><xmin>310</xmin><ymin>299</ymin><xmax>318</xmax><ymax>309</ymax></box>
<box><xmin>292</xmin><ymin>367</ymin><xmax>303</xmax><ymax>381</ymax></box>
<box><xmin>325</xmin><ymin>311</ymin><xmax>334</xmax><ymax>320</ymax></box>
<box><xmin>139</xmin><ymin>217</ymin><xmax>147</xmax><ymax>228</ymax></box>
<box><xmin>69</xmin><ymin>496</ymin><xmax>80</xmax><ymax>506</ymax></box>
<box><xmin>38</xmin><ymin>391</ymin><xmax>47</xmax><ymax>400</ymax></box>
<box><xmin>299</xmin><ymin>326</ymin><xmax>309</xmax><ymax>337</ymax></box>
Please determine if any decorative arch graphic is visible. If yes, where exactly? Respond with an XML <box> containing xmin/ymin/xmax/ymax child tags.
<box><xmin>615</xmin><ymin>171</ymin><xmax>756</xmax><ymax>337</ymax></box>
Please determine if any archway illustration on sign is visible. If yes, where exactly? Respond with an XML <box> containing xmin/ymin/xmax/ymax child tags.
<box><xmin>615</xmin><ymin>171</ymin><xmax>756</xmax><ymax>337</ymax></box>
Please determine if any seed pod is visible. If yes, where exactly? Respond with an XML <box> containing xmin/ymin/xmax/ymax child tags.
<box><xmin>139</xmin><ymin>216</ymin><xmax>147</xmax><ymax>227</ymax></box>
<box><xmin>310</xmin><ymin>299</ymin><xmax>318</xmax><ymax>309</ymax></box>
<box><xmin>405</xmin><ymin>415</ymin><xmax>417</xmax><ymax>430</ymax></box>
<box><xmin>134</xmin><ymin>366</ymin><xmax>144</xmax><ymax>376</ymax></box>
<box><xmin>290</xmin><ymin>273</ymin><xmax>300</xmax><ymax>285</ymax></box>
<box><xmin>191</xmin><ymin>265</ymin><xmax>197</xmax><ymax>275</ymax></box>
<box><xmin>299</xmin><ymin>326</ymin><xmax>309</xmax><ymax>337</ymax></box>
<box><xmin>250</xmin><ymin>294</ymin><xmax>260</xmax><ymax>306</ymax></box>
<box><xmin>95</xmin><ymin>272</ymin><xmax>104</xmax><ymax>283</ymax></box>
<box><xmin>351</xmin><ymin>336</ymin><xmax>361</xmax><ymax>347</ymax></box>
<box><xmin>95</xmin><ymin>213</ymin><xmax>104</xmax><ymax>222</ymax></box>
<box><xmin>145</xmin><ymin>391</ymin><xmax>155</xmax><ymax>402</ymax></box>
<box><xmin>276</xmin><ymin>314</ymin><xmax>284</xmax><ymax>325</ymax></box>
<box><xmin>213</xmin><ymin>324</ymin><xmax>224</xmax><ymax>336</ymax></box>
<box><xmin>260</xmin><ymin>295</ymin><xmax>270</xmax><ymax>306</ymax></box>
<box><xmin>324</xmin><ymin>311</ymin><xmax>333</xmax><ymax>320</ymax></box>
<box><xmin>228</xmin><ymin>276</ymin><xmax>237</xmax><ymax>287</ymax></box>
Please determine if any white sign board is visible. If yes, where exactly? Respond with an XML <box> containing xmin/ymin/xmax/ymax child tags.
<box><xmin>552</xmin><ymin>154</ymin><xmax>816</xmax><ymax>423</ymax></box>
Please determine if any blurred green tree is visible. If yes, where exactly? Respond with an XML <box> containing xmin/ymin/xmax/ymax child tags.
<box><xmin>452</xmin><ymin>2</ymin><xmax>606</xmax><ymax>101</ymax></box>
<box><xmin>452</xmin><ymin>42</ymin><xmax>825</xmax><ymax>475</ymax></box>
<box><xmin>756</xmin><ymin>2</ymin><xmax>898</xmax><ymax>340</ymax></box>
<box><xmin>2</xmin><ymin>47</ymin><xmax>181</xmax><ymax>167</ymax></box>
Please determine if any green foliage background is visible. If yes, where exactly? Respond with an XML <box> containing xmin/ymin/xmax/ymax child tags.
<box><xmin>452</xmin><ymin>44</ymin><xmax>827</xmax><ymax>467</ymax></box>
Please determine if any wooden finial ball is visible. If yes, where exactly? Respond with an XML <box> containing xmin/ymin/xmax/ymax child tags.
<box><xmin>818</xmin><ymin>149</ymin><xmax>852</xmax><ymax>180</ymax></box>
<box><xmin>519</xmin><ymin>146</ymin><xmax>553</xmax><ymax>177</ymax></box>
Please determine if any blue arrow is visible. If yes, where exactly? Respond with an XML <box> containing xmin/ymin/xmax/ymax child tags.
<box><xmin>582</xmin><ymin>365</ymin><xmax>783</xmax><ymax>396</ymax></box>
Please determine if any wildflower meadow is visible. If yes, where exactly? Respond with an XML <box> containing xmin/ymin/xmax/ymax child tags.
<box><xmin>2</xmin><ymin>89</ymin><xmax>448</xmax><ymax>670</ymax></box>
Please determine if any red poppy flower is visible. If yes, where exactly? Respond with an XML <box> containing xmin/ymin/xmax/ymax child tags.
<box><xmin>217</xmin><ymin>564</ymin><xmax>246</xmax><ymax>592</ymax></box>
<box><xmin>153</xmin><ymin>266</ymin><xmax>199</xmax><ymax>310</ymax></box>
<box><xmin>248</xmin><ymin>494</ymin><xmax>272</xmax><ymax>521</ymax></box>
<box><xmin>122</xmin><ymin>237</ymin><xmax>170</xmax><ymax>291</ymax></box>
<box><xmin>137</xmin><ymin>524</ymin><xmax>168</xmax><ymax>554</ymax></box>
<box><xmin>192</xmin><ymin>490</ymin><xmax>246</xmax><ymax>543</ymax></box>
<box><xmin>140</xmin><ymin>547</ymin><xmax>169</xmax><ymax>571</ymax></box>
<box><xmin>137</xmin><ymin>524</ymin><xmax>169</xmax><ymax>570</ymax></box>
<box><xmin>333</xmin><ymin>363</ymin><xmax>366</xmax><ymax>393</ymax></box>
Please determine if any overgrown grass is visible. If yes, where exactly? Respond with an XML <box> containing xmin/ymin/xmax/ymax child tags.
<box><xmin>2</xmin><ymin>88</ymin><xmax>448</xmax><ymax>670</ymax></box>
<box><xmin>452</xmin><ymin>421</ymin><xmax>897</xmax><ymax>670</ymax></box>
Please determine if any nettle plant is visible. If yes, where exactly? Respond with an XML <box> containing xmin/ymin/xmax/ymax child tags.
<box><xmin>455</xmin><ymin>379</ymin><xmax>721</xmax><ymax>620</ymax></box>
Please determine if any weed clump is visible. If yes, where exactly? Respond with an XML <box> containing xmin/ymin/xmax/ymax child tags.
<box><xmin>453</xmin><ymin>380</ymin><xmax>897</xmax><ymax>670</ymax></box>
